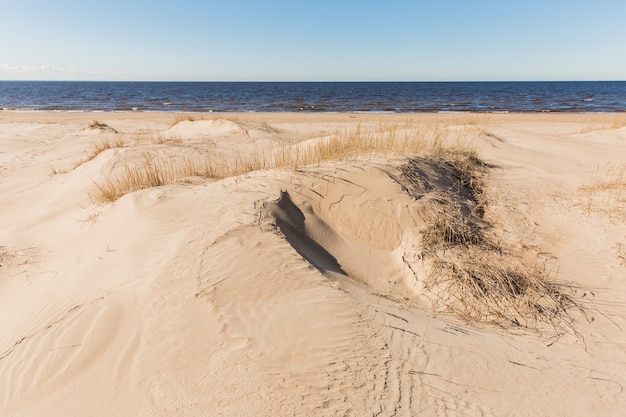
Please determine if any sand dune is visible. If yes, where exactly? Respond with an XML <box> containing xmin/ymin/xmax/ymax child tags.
<box><xmin>1</xmin><ymin>112</ymin><xmax>625</xmax><ymax>416</ymax></box>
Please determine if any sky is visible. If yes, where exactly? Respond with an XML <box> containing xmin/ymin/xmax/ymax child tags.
<box><xmin>1</xmin><ymin>0</ymin><xmax>625</xmax><ymax>81</ymax></box>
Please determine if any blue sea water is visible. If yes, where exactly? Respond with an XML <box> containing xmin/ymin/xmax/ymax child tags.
<box><xmin>0</xmin><ymin>81</ymin><xmax>625</xmax><ymax>113</ymax></box>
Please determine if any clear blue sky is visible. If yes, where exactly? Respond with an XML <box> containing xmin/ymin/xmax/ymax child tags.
<box><xmin>1</xmin><ymin>0</ymin><xmax>625</xmax><ymax>81</ymax></box>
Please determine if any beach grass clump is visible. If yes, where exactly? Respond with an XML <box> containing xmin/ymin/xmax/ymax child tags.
<box><xmin>276</xmin><ymin>122</ymin><xmax>449</xmax><ymax>168</ymax></box>
<box><xmin>152</xmin><ymin>131</ymin><xmax>183</xmax><ymax>145</ymax></box>
<box><xmin>73</xmin><ymin>135</ymin><xmax>128</xmax><ymax>169</ymax></box>
<box><xmin>170</xmin><ymin>114</ymin><xmax>209</xmax><ymax>127</ymax></box>
<box><xmin>421</xmin><ymin>194</ymin><xmax>486</xmax><ymax>249</ymax></box>
<box><xmin>400</xmin><ymin>153</ymin><xmax>578</xmax><ymax>332</ymax></box>
<box><xmin>89</xmin><ymin>122</ymin><xmax>468</xmax><ymax>202</ymax></box>
<box><xmin>427</xmin><ymin>249</ymin><xmax>576</xmax><ymax>330</ymax></box>
<box><xmin>580</xmin><ymin>164</ymin><xmax>626</xmax><ymax>194</ymax></box>
<box><xmin>90</xmin><ymin>135</ymin><xmax>126</xmax><ymax>154</ymax></box>
<box><xmin>402</xmin><ymin>150</ymin><xmax>489</xmax><ymax>250</ymax></box>
<box><xmin>90</xmin><ymin>154</ymin><xmax>230</xmax><ymax>203</ymax></box>
<box><xmin>579</xmin><ymin>164</ymin><xmax>626</xmax><ymax>221</ymax></box>
<box><xmin>578</xmin><ymin>114</ymin><xmax>626</xmax><ymax>133</ymax></box>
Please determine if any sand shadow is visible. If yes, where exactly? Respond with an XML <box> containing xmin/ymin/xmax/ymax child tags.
<box><xmin>267</xmin><ymin>191</ymin><xmax>347</xmax><ymax>276</ymax></box>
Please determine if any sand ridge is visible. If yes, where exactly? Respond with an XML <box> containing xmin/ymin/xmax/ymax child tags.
<box><xmin>1</xmin><ymin>112</ymin><xmax>625</xmax><ymax>416</ymax></box>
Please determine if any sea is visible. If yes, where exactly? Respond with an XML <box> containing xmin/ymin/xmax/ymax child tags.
<box><xmin>1</xmin><ymin>81</ymin><xmax>625</xmax><ymax>113</ymax></box>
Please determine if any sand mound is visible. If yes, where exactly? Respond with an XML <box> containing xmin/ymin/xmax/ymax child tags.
<box><xmin>261</xmin><ymin>161</ymin><xmax>465</xmax><ymax>299</ymax></box>
<box><xmin>167</xmin><ymin>119</ymin><xmax>245</xmax><ymax>139</ymax></box>
<box><xmin>163</xmin><ymin>118</ymin><xmax>286</xmax><ymax>160</ymax></box>
<box><xmin>264</xmin><ymin>156</ymin><xmax>578</xmax><ymax>331</ymax></box>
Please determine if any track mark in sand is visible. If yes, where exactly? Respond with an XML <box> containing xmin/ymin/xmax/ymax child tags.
<box><xmin>383</xmin><ymin>325</ymin><xmax>420</xmax><ymax>338</ymax></box>
<box><xmin>508</xmin><ymin>360</ymin><xmax>539</xmax><ymax>370</ymax></box>
<box><xmin>0</xmin><ymin>304</ymin><xmax>83</xmax><ymax>361</ymax></box>
<box><xmin>350</xmin><ymin>299</ymin><xmax>502</xmax><ymax>417</ymax></box>
<box><xmin>375</xmin><ymin>309</ymin><xmax>409</xmax><ymax>323</ymax></box>
<box><xmin>0</xmin><ymin>298</ymin><xmax>102</xmax><ymax>361</ymax></box>
<box><xmin>437</xmin><ymin>324</ymin><xmax>474</xmax><ymax>337</ymax></box>
<box><xmin>589</xmin><ymin>376</ymin><xmax>624</xmax><ymax>396</ymax></box>
<box><xmin>0</xmin><ymin>336</ymin><xmax>29</xmax><ymax>361</ymax></box>
<box><xmin>48</xmin><ymin>344</ymin><xmax>82</xmax><ymax>351</ymax></box>
<box><xmin>376</xmin><ymin>325</ymin><xmax>422</xmax><ymax>416</ymax></box>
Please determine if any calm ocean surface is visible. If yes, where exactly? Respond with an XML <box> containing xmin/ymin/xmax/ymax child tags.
<box><xmin>1</xmin><ymin>81</ymin><xmax>625</xmax><ymax>113</ymax></box>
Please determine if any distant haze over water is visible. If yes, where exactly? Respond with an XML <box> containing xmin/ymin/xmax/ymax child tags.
<box><xmin>1</xmin><ymin>81</ymin><xmax>625</xmax><ymax>113</ymax></box>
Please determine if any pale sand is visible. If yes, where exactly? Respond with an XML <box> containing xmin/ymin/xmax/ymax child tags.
<box><xmin>1</xmin><ymin>112</ymin><xmax>625</xmax><ymax>416</ymax></box>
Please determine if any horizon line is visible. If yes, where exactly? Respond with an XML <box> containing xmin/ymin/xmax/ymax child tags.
<box><xmin>2</xmin><ymin>79</ymin><xmax>625</xmax><ymax>83</ymax></box>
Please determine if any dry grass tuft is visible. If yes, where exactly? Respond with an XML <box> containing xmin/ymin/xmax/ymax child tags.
<box><xmin>90</xmin><ymin>122</ymin><xmax>455</xmax><ymax>202</ymax></box>
<box><xmin>580</xmin><ymin>164</ymin><xmax>626</xmax><ymax>194</ymax></box>
<box><xmin>49</xmin><ymin>166</ymin><xmax>69</xmax><ymax>176</ymax></box>
<box><xmin>79</xmin><ymin>135</ymin><xmax>127</xmax><ymax>166</ymax></box>
<box><xmin>151</xmin><ymin>131</ymin><xmax>183</xmax><ymax>145</ymax></box>
<box><xmin>0</xmin><ymin>246</ymin><xmax>11</xmax><ymax>267</ymax></box>
<box><xmin>575</xmin><ymin>114</ymin><xmax>626</xmax><ymax>134</ymax></box>
<box><xmin>89</xmin><ymin>120</ymin><xmax>118</xmax><ymax>133</ymax></box>
<box><xmin>400</xmin><ymin>153</ymin><xmax>578</xmax><ymax>333</ymax></box>
<box><xmin>170</xmin><ymin>114</ymin><xmax>209</xmax><ymax>126</ymax></box>
<box><xmin>427</xmin><ymin>249</ymin><xmax>576</xmax><ymax>330</ymax></box>
<box><xmin>277</xmin><ymin>122</ymin><xmax>450</xmax><ymax>168</ymax></box>
<box><xmin>402</xmin><ymin>151</ymin><xmax>488</xmax><ymax>250</ymax></box>
<box><xmin>579</xmin><ymin>164</ymin><xmax>626</xmax><ymax>221</ymax></box>
<box><xmin>421</xmin><ymin>195</ymin><xmax>486</xmax><ymax>249</ymax></box>
<box><xmin>90</xmin><ymin>153</ymin><xmax>231</xmax><ymax>203</ymax></box>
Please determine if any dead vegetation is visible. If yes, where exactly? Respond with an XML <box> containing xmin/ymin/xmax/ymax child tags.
<box><xmin>170</xmin><ymin>114</ymin><xmax>209</xmax><ymax>127</ymax></box>
<box><xmin>87</xmin><ymin>135</ymin><xmax>127</xmax><ymax>160</ymax></box>
<box><xmin>400</xmin><ymin>152</ymin><xmax>579</xmax><ymax>333</ymax></box>
<box><xmin>578</xmin><ymin>164</ymin><xmax>626</xmax><ymax>222</ymax></box>
<box><xmin>0</xmin><ymin>246</ymin><xmax>29</xmax><ymax>268</ymax></box>
<box><xmin>89</xmin><ymin>121</ymin><xmax>448</xmax><ymax>203</ymax></box>
<box><xmin>0</xmin><ymin>246</ymin><xmax>11</xmax><ymax>267</ymax></box>
<box><xmin>427</xmin><ymin>249</ymin><xmax>577</xmax><ymax>331</ymax></box>
<box><xmin>90</xmin><ymin>153</ymin><xmax>228</xmax><ymax>203</ymax></box>
<box><xmin>577</xmin><ymin>114</ymin><xmax>626</xmax><ymax>133</ymax></box>
<box><xmin>51</xmin><ymin>127</ymin><xmax>127</xmax><ymax>175</ymax></box>
<box><xmin>88</xmin><ymin>120</ymin><xmax>118</xmax><ymax>133</ymax></box>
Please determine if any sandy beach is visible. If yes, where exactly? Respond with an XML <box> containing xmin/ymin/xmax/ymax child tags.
<box><xmin>1</xmin><ymin>111</ymin><xmax>625</xmax><ymax>416</ymax></box>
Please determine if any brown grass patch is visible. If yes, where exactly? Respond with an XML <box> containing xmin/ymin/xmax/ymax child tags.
<box><xmin>90</xmin><ymin>122</ymin><xmax>453</xmax><ymax>202</ymax></box>
<box><xmin>64</xmin><ymin>135</ymin><xmax>129</xmax><ymax>172</ymax></box>
<box><xmin>579</xmin><ymin>164</ymin><xmax>626</xmax><ymax>222</ymax></box>
<box><xmin>90</xmin><ymin>154</ymin><xmax>230</xmax><ymax>203</ymax></box>
<box><xmin>88</xmin><ymin>120</ymin><xmax>118</xmax><ymax>133</ymax></box>
<box><xmin>400</xmin><ymin>153</ymin><xmax>579</xmax><ymax>333</ymax></box>
<box><xmin>427</xmin><ymin>249</ymin><xmax>576</xmax><ymax>331</ymax></box>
